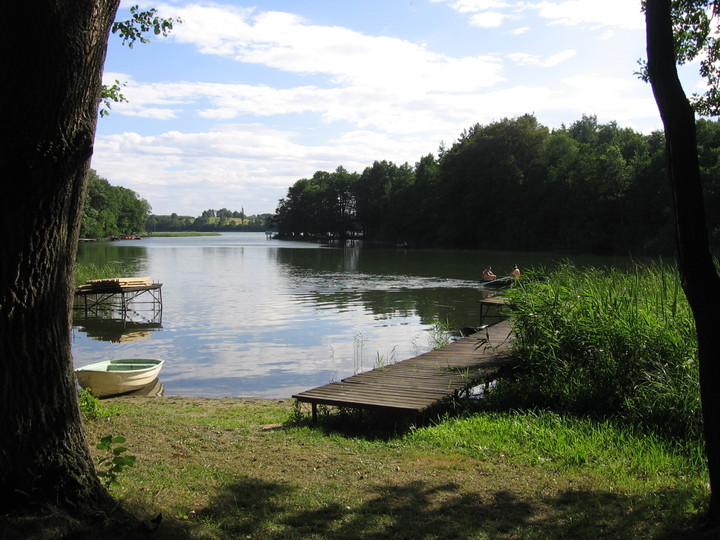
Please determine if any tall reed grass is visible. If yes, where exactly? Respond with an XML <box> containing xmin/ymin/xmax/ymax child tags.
<box><xmin>487</xmin><ymin>263</ymin><xmax>701</xmax><ymax>443</ymax></box>
<box><xmin>74</xmin><ymin>261</ymin><xmax>138</xmax><ymax>285</ymax></box>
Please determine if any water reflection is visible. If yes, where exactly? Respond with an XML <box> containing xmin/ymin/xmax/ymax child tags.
<box><xmin>73</xmin><ymin>317</ymin><xmax>162</xmax><ymax>343</ymax></box>
<box><xmin>124</xmin><ymin>378</ymin><xmax>164</xmax><ymax>397</ymax></box>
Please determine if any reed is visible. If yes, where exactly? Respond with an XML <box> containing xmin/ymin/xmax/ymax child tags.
<box><xmin>427</xmin><ymin>318</ymin><xmax>452</xmax><ymax>349</ymax></box>
<box><xmin>490</xmin><ymin>262</ymin><xmax>701</xmax><ymax>443</ymax></box>
<box><xmin>74</xmin><ymin>261</ymin><xmax>138</xmax><ymax>285</ymax></box>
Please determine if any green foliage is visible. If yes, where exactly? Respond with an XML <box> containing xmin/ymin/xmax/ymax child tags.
<box><xmin>668</xmin><ymin>0</ymin><xmax>720</xmax><ymax>115</ymax></box>
<box><xmin>638</xmin><ymin>1</ymin><xmax>720</xmax><ymax>115</ymax></box>
<box><xmin>274</xmin><ymin>167</ymin><xmax>359</xmax><ymax>239</ymax></box>
<box><xmin>636</xmin><ymin>0</ymin><xmax>720</xmax><ymax>116</ymax></box>
<box><xmin>488</xmin><ymin>263</ymin><xmax>701</xmax><ymax>442</ymax></box>
<box><xmin>80</xmin><ymin>169</ymin><xmax>151</xmax><ymax>238</ymax></box>
<box><xmin>96</xmin><ymin>435</ymin><xmax>137</xmax><ymax>489</ymax></box>
<box><xmin>111</xmin><ymin>5</ymin><xmax>181</xmax><ymax>48</ymax></box>
<box><xmin>99</xmin><ymin>80</ymin><xmax>127</xmax><ymax>118</ymax></box>
<box><xmin>272</xmin><ymin>114</ymin><xmax>693</xmax><ymax>254</ymax></box>
<box><xmin>78</xmin><ymin>388</ymin><xmax>117</xmax><ymax>420</ymax></box>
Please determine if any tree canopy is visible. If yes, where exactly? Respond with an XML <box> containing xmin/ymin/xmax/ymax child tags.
<box><xmin>80</xmin><ymin>169</ymin><xmax>151</xmax><ymax>237</ymax></box>
<box><xmin>273</xmin><ymin>114</ymin><xmax>720</xmax><ymax>255</ymax></box>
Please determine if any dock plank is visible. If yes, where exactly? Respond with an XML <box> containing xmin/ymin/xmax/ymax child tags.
<box><xmin>293</xmin><ymin>319</ymin><xmax>513</xmax><ymax>417</ymax></box>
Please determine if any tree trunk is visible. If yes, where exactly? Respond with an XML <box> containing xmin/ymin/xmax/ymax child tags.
<box><xmin>0</xmin><ymin>0</ymin><xmax>120</xmax><ymax>521</ymax></box>
<box><xmin>646</xmin><ymin>0</ymin><xmax>720</xmax><ymax>520</ymax></box>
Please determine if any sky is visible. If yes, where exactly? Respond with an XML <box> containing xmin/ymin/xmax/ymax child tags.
<box><xmin>93</xmin><ymin>0</ymin><xmax>706</xmax><ymax>217</ymax></box>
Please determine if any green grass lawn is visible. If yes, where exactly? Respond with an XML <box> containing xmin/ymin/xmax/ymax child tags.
<box><xmin>78</xmin><ymin>396</ymin><xmax>711</xmax><ymax>539</ymax></box>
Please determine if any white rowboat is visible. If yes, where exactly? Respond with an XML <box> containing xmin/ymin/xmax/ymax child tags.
<box><xmin>75</xmin><ymin>358</ymin><xmax>164</xmax><ymax>397</ymax></box>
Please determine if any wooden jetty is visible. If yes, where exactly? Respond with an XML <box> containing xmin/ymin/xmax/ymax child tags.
<box><xmin>74</xmin><ymin>277</ymin><xmax>163</xmax><ymax>323</ymax></box>
<box><xmin>293</xmin><ymin>319</ymin><xmax>514</xmax><ymax>420</ymax></box>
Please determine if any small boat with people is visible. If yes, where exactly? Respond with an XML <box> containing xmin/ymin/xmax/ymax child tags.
<box><xmin>75</xmin><ymin>358</ymin><xmax>164</xmax><ymax>397</ymax></box>
<box><xmin>480</xmin><ymin>264</ymin><xmax>521</xmax><ymax>290</ymax></box>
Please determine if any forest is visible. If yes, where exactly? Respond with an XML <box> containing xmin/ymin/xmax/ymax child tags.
<box><xmin>273</xmin><ymin>114</ymin><xmax>720</xmax><ymax>255</ymax></box>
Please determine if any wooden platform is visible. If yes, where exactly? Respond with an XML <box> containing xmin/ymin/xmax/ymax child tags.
<box><xmin>74</xmin><ymin>277</ymin><xmax>163</xmax><ymax>323</ymax></box>
<box><xmin>75</xmin><ymin>277</ymin><xmax>159</xmax><ymax>294</ymax></box>
<box><xmin>293</xmin><ymin>319</ymin><xmax>514</xmax><ymax>419</ymax></box>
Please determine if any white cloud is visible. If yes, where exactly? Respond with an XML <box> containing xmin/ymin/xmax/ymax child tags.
<box><xmin>508</xmin><ymin>52</ymin><xmax>540</xmax><ymax>66</ymax></box>
<box><xmin>164</xmin><ymin>5</ymin><xmax>504</xmax><ymax>94</ymax></box>
<box><xmin>470</xmin><ymin>12</ymin><xmax>511</xmax><ymax>27</ymax></box>
<box><xmin>543</xmin><ymin>49</ymin><xmax>577</xmax><ymax>67</ymax></box>
<box><xmin>431</xmin><ymin>0</ymin><xmax>510</xmax><ymax>13</ymax></box>
<box><xmin>433</xmin><ymin>0</ymin><xmax>644</xmax><ymax>31</ymax></box>
<box><xmin>508</xmin><ymin>49</ymin><xmax>576</xmax><ymax>67</ymax></box>
<box><xmin>533</xmin><ymin>0</ymin><xmax>644</xmax><ymax>30</ymax></box>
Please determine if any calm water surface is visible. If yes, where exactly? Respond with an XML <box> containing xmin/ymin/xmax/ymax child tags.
<box><xmin>72</xmin><ymin>232</ymin><xmax>636</xmax><ymax>398</ymax></box>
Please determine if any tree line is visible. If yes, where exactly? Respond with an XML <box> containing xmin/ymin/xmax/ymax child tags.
<box><xmin>147</xmin><ymin>209</ymin><xmax>273</xmax><ymax>233</ymax></box>
<box><xmin>80</xmin><ymin>170</ymin><xmax>272</xmax><ymax>237</ymax></box>
<box><xmin>273</xmin><ymin>114</ymin><xmax>720</xmax><ymax>255</ymax></box>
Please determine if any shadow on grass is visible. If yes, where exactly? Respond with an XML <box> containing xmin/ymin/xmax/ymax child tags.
<box><xmin>287</xmin><ymin>400</ymin><xmax>465</xmax><ymax>441</ymax></box>
<box><xmin>146</xmin><ymin>477</ymin><xmax>715</xmax><ymax>540</ymax></box>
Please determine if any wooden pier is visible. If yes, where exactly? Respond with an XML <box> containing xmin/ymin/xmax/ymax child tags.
<box><xmin>293</xmin><ymin>319</ymin><xmax>514</xmax><ymax>420</ymax></box>
<box><xmin>74</xmin><ymin>277</ymin><xmax>163</xmax><ymax>323</ymax></box>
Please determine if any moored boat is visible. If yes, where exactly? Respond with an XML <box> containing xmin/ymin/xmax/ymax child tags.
<box><xmin>75</xmin><ymin>358</ymin><xmax>164</xmax><ymax>397</ymax></box>
<box><xmin>479</xmin><ymin>276</ymin><xmax>514</xmax><ymax>290</ymax></box>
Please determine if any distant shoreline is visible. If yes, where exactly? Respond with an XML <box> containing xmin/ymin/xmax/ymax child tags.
<box><xmin>147</xmin><ymin>232</ymin><xmax>222</xmax><ymax>237</ymax></box>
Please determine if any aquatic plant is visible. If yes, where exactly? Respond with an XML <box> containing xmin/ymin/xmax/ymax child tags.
<box><xmin>427</xmin><ymin>318</ymin><xmax>452</xmax><ymax>349</ymax></box>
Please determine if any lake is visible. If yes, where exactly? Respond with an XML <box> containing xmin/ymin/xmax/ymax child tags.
<box><xmin>72</xmin><ymin>232</ymin><xmax>639</xmax><ymax>398</ymax></box>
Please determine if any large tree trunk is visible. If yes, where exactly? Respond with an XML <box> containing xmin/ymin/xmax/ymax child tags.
<box><xmin>646</xmin><ymin>0</ymin><xmax>720</xmax><ymax>520</ymax></box>
<box><xmin>0</xmin><ymin>0</ymin><xmax>120</xmax><ymax>523</ymax></box>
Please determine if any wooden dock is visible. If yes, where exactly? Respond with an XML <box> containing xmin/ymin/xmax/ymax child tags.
<box><xmin>74</xmin><ymin>277</ymin><xmax>163</xmax><ymax>323</ymax></box>
<box><xmin>293</xmin><ymin>319</ymin><xmax>514</xmax><ymax>420</ymax></box>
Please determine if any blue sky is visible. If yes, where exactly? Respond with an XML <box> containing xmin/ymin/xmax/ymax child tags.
<box><xmin>93</xmin><ymin>0</ymin><xmax>705</xmax><ymax>216</ymax></box>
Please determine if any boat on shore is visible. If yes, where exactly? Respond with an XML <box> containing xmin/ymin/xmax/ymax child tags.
<box><xmin>75</xmin><ymin>358</ymin><xmax>164</xmax><ymax>398</ymax></box>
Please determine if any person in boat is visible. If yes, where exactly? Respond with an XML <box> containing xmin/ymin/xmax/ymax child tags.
<box><xmin>511</xmin><ymin>264</ymin><xmax>521</xmax><ymax>279</ymax></box>
<box><xmin>482</xmin><ymin>267</ymin><xmax>497</xmax><ymax>281</ymax></box>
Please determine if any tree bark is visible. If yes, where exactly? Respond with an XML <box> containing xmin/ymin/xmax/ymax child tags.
<box><xmin>646</xmin><ymin>0</ymin><xmax>720</xmax><ymax>520</ymax></box>
<box><xmin>0</xmin><ymin>0</ymin><xmax>120</xmax><ymax>520</ymax></box>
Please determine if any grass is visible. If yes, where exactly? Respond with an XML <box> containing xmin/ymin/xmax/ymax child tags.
<box><xmin>148</xmin><ymin>232</ymin><xmax>222</xmax><ymax>237</ymax></box>
<box><xmin>74</xmin><ymin>261</ymin><xmax>139</xmax><ymax>285</ymax></box>
<box><xmin>75</xmin><ymin>396</ymin><xmax>712</xmax><ymax>539</ymax></box>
